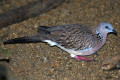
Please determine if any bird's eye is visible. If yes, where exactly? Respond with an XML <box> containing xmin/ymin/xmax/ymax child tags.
<box><xmin>105</xmin><ymin>26</ymin><xmax>108</xmax><ymax>29</ymax></box>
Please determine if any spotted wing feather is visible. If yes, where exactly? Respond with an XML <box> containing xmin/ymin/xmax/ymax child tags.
<box><xmin>45</xmin><ymin>24</ymin><xmax>97</xmax><ymax>51</ymax></box>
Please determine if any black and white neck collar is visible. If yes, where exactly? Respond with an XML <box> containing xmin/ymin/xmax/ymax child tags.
<box><xmin>94</xmin><ymin>29</ymin><xmax>103</xmax><ymax>42</ymax></box>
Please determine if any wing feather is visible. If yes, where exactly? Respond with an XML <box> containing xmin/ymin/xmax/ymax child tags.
<box><xmin>45</xmin><ymin>24</ymin><xmax>97</xmax><ymax>50</ymax></box>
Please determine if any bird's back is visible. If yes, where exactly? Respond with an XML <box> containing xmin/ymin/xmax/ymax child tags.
<box><xmin>40</xmin><ymin>24</ymin><xmax>97</xmax><ymax>51</ymax></box>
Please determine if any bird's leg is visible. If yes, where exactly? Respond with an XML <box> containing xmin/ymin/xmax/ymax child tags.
<box><xmin>74</xmin><ymin>55</ymin><xmax>93</xmax><ymax>61</ymax></box>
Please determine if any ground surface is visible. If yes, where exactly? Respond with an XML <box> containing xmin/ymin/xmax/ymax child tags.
<box><xmin>0</xmin><ymin>0</ymin><xmax>120</xmax><ymax>80</ymax></box>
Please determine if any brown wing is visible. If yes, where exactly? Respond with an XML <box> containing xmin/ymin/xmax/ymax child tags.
<box><xmin>39</xmin><ymin>24</ymin><xmax>97</xmax><ymax>50</ymax></box>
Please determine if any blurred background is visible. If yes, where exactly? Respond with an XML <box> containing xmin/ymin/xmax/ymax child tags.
<box><xmin>0</xmin><ymin>0</ymin><xmax>120</xmax><ymax>80</ymax></box>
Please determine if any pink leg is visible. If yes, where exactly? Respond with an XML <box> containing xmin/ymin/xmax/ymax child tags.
<box><xmin>74</xmin><ymin>55</ymin><xmax>93</xmax><ymax>61</ymax></box>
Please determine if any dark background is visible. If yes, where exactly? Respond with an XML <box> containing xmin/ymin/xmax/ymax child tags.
<box><xmin>0</xmin><ymin>0</ymin><xmax>120</xmax><ymax>80</ymax></box>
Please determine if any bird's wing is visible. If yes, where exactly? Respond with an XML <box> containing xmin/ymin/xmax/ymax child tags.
<box><xmin>41</xmin><ymin>24</ymin><xmax>97</xmax><ymax>51</ymax></box>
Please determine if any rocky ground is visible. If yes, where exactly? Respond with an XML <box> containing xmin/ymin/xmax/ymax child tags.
<box><xmin>0</xmin><ymin>0</ymin><xmax>120</xmax><ymax>80</ymax></box>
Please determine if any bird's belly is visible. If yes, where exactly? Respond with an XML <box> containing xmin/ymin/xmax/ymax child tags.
<box><xmin>57</xmin><ymin>44</ymin><xmax>95</xmax><ymax>56</ymax></box>
<box><xmin>43</xmin><ymin>40</ymin><xmax>97</xmax><ymax>56</ymax></box>
<box><xmin>64</xmin><ymin>48</ymin><xmax>95</xmax><ymax>56</ymax></box>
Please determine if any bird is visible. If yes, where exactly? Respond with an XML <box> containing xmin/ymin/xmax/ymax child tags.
<box><xmin>3</xmin><ymin>22</ymin><xmax>117</xmax><ymax>61</ymax></box>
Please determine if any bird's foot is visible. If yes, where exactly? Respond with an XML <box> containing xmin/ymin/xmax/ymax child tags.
<box><xmin>74</xmin><ymin>55</ymin><xmax>93</xmax><ymax>61</ymax></box>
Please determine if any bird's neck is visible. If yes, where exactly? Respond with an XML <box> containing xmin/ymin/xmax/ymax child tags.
<box><xmin>94</xmin><ymin>29</ymin><xmax>107</xmax><ymax>45</ymax></box>
<box><xmin>91</xmin><ymin>29</ymin><xmax>107</xmax><ymax>53</ymax></box>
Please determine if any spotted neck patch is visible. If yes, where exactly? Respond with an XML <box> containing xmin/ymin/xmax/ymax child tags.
<box><xmin>94</xmin><ymin>29</ymin><xmax>103</xmax><ymax>42</ymax></box>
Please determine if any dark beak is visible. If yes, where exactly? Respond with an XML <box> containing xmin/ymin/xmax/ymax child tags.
<box><xmin>112</xmin><ymin>30</ymin><xmax>117</xmax><ymax>36</ymax></box>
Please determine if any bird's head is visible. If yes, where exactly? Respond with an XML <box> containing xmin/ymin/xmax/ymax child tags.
<box><xmin>96</xmin><ymin>22</ymin><xmax>117</xmax><ymax>35</ymax></box>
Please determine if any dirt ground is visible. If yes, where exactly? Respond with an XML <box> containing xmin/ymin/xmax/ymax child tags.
<box><xmin>0</xmin><ymin>0</ymin><xmax>120</xmax><ymax>80</ymax></box>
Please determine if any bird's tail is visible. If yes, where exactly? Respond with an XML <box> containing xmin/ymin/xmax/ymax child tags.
<box><xmin>3</xmin><ymin>33</ymin><xmax>49</xmax><ymax>44</ymax></box>
<box><xmin>3</xmin><ymin>26</ymin><xmax>51</xmax><ymax>44</ymax></box>
<box><xmin>3</xmin><ymin>36</ymin><xmax>40</xmax><ymax>44</ymax></box>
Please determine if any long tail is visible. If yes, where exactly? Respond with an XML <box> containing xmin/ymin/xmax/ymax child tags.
<box><xmin>3</xmin><ymin>36</ymin><xmax>42</xmax><ymax>44</ymax></box>
<box><xmin>4</xmin><ymin>26</ymin><xmax>51</xmax><ymax>44</ymax></box>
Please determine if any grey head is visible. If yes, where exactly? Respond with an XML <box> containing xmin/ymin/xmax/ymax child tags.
<box><xmin>95</xmin><ymin>22</ymin><xmax>117</xmax><ymax>35</ymax></box>
<box><xmin>93</xmin><ymin>22</ymin><xmax>117</xmax><ymax>44</ymax></box>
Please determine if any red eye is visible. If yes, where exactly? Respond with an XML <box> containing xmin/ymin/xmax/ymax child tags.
<box><xmin>105</xmin><ymin>26</ymin><xmax>108</xmax><ymax>29</ymax></box>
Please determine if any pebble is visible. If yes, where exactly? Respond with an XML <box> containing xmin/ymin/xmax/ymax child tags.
<box><xmin>102</xmin><ymin>55</ymin><xmax>120</xmax><ymax>70</ymax></box>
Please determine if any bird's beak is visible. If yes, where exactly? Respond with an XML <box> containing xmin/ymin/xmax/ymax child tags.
<box><xmin>112</xmin><ymin>30</ymin><xmax>117</xmax><ymax>36</ymax></box>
